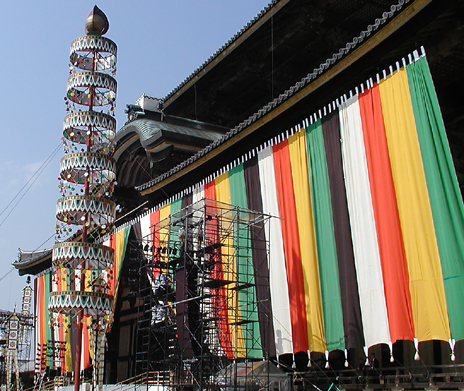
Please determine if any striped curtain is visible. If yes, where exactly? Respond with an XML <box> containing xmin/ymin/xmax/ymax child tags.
<box><xmin>107</xmin><ymin>226</ymin><xmax>131</xmax><ymax>303</ymax></box>
<box><xmin>94</xmin><ymin>53</ymin><xmax>462</xmax><ymax>361</ymax></box>
<box><xmin>35</xmin><ymin>273</ymin><xmax>49</xmax><ymax>372</ymax></box>
<box><xmin>35</xmin><ymin>271</ymin><xmax>74</xmax><ymax>373</ymax></box>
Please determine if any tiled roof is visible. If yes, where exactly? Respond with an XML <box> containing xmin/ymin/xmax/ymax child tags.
<box><xmin>136</xmin><ymin>0</ymin><xmax>410</xmax><ymax>192</ymax></box>
<box><xmin>163</xmin><ymin>0</ymin><xmax>279</xmax><ymax>102</ymax></box>
<box><xmin>117</xmin><ymin>118</ymin><xmax>225</xmax><ymax>145</ymax></box>
<box><xmin>14</xmin><ymin>248</ymin><xmax>52</xmax><ymax>268</ymax></box>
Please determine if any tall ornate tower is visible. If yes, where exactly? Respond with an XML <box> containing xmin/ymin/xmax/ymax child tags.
<box><xmin>49</xmin><ymin>6</ymin><xmax>117</xmax><ymax>390</ymax></box>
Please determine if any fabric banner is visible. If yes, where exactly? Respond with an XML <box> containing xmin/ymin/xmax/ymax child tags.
<box><xmin>204</xmin><ymin>180</ymin><xmax>234</xmax><ymax>358</ymax></box>
<box><xmin>129</xmin><ymin>54</ymin><xmax>459</xmax><ymax>357</ymax></box>
<box><xmin>35</xmin><ymin>274</ymin><xmax>46</xmax><ymax>371</ymax></box>
<box><xmin>306</xmin><ymin>120</ymin><xmax>345</xmax><ymax>352</ymax></box>
<box><xmin>215</xmin><ymin>172</ymin><xmax>246</xmax><ymax>357</ymax></box>
<box><xmin>108</xmin><ymin>226</ymin><xmax>131</xmax><ymax>305</ymax></box>
<box><xmin>35</xmin><ymin>271</ymin><xmax>83</xmax><ymax>373</ymax></box>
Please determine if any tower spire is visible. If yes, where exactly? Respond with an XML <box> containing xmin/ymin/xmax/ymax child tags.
<box><xmin>49</xmin><ymin>7</ymin><xmax>117</xmax><ymax>391</ymax></box>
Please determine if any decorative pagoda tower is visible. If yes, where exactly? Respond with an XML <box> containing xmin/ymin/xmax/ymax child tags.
<box><xmin>49</xmin><ymin>6</ymin><xmax>117</xmax><ymax>390</ymax></box>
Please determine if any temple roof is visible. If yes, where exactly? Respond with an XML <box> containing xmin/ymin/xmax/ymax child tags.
<box><xmin>134</xmin><ymin>0</ymin><xmax>464</xmax><ymax>203</ymax></box>
<box><xmin>13</xmin><ymin>249</ymin><xmax>52</xmax><ymax>276</ymax></box>
<box><xmin>116</xmin><ymin>118</ymin><xmax>226</xmax><ymax>159</ymax></box>
<box><xmin>162</xmin><ymin>0</ymin><xmax>411</xmax><ymax>127</ymax></box>
<box><xmin>113</xmin><ymin>110</ymin><xmax>228</xmax><ymax>212</ymax></box>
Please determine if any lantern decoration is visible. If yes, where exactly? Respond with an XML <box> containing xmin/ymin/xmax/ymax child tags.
<box><xmin>49</xmin><ymin>6</ymin><xmax>116</xmax><ymax>391</ymax></box>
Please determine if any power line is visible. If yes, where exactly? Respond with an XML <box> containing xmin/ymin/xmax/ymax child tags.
<box><xmin>33</xmin><ymin>233</ymin><xmax>55</xmax><ymax>252</ymax></box>
<box><xmin>0</xmin><ymin>268</ymin><xmax>14</xmax><ymax>283</ymax></box>
<box><xmin>0</xmin><ymin>142</ymin><xmax>62</xmax><ymax>228</ymax></box>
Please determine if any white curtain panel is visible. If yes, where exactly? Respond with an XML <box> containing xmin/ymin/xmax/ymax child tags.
<box><xmin>339</xmin><ymin>96</ymin><xmax>390</xmax><ymax>348</ymax></box>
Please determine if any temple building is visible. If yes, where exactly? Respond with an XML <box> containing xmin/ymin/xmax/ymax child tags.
<box><xmin>14</xmin><ymin>0</ymin><xmax>464</xmax><ymax>389</ymax></box>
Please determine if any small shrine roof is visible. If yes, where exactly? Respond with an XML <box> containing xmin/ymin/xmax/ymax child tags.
<box><xmin>13</xmin><ymin>249</ymin><xmax>52</xmax><ymax>276</ymax></box>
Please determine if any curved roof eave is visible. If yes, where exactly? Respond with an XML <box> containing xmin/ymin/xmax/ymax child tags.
<box><xmin>137</xmin><ymin>0</ymin><xmax>418</xmax><ymax>194</ymax></box>
<box><xmin>13</xmin><ymin>248</ymin><xmax>52</xmax><ymax>275</ymax></box>
<box><xmin>114</xmin><ymin>118</ymin><xmax>227</xmax><ymax>161</ymax></box>
<box><xmin>163</xmin><ymin>0</ymin><xmax>281</xmax><ymax>104</ymax></box>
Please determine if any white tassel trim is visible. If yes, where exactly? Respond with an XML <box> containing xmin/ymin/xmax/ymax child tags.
<box><xmin>449</xmin><ymin>338</ymin><xmax>456</xmax><ymax>362</ymax></box>
<box><xmin>414</xmin><ymin>338</ymin><xmax>420</xmax><ymax>361</ymax></box>
<box><xmin>388</xmin><ymin>341</ymin><xmax>394</xmax><ymax>363</ymax></box>
<box><xmin>364</xmin><ymin>346</ymin><xmax>369</xmax><ymax>366</ymax></box>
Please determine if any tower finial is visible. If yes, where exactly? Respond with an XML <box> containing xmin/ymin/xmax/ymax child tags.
<box><xmin>85</xmin><ymin>5</ymin><xmax>109</xmax><ymax>35</ymax></box>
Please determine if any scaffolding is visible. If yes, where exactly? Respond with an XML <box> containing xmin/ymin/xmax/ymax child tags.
<box><xmin>0</xmin><ymin>309</ymin><xmax>34</xmax><ymax>386</ymax></box>
<box><xmin>135</xmin><ymin>198</ymin><xmax>274</xmax><ymax>390</ymax></box>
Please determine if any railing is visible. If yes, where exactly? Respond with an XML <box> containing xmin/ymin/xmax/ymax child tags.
<box><xmin>25</xmin><ymin>376</ymin><xmax>72</xmax><ymax>391</ymax></box>
<box><xmin>23</xmin><ymin>372</ymin><xmax>172</xmax><ymax>391</ymax></box>
<box><xmin>115</xmin><ymin>371</ymin><xmax>173</xmax><ymax>388</ymax></box>
<box><xmin>25</xmin><ymin>375</ymin><xmax>87</xmax><ymax>391</ymax></box>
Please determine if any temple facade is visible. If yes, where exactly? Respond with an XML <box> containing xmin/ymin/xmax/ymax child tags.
<box><xmin>14</xmin><ymin>0</ymin><xmax>464</xmax><ymax>389</ymax></box>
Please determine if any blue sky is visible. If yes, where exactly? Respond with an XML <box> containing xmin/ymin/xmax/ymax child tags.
<box><xmin>0</xmin><ymin>1</ymin><xmax>271</xmax><ymax>311</ymax></box>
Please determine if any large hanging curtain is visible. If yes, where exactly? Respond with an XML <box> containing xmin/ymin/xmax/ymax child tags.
<box><xmin>140</xmin><ymin>213</ymin><xmax>152</xmax><ymax>264</ymax></box>
<box><xmin>64</xmin><ymin>315</ymin><xmax>72</xmax><ymax>372</ymax></box>
<box><xmin>82</xmin><ymin>270</ymin><xmax>92</xmax><ymax>370</ymax></box>
<box><xmin>140</xmin><ymin>213</ymin><xmax>150</xmax><ymax>243</ymax></box>
<box><xmin>169</xmin><ymin>198</ymin><xmax>182</xmax><ymax>243</ymax></box>
<box><xmin>104</xmin><ymin>53</ymin><xmax>464</xmax><ymax>361</ymax></box>
<box><xmin>157</xmin><ymin>204</ymin><xmax>171</xmax><ymax>273</ymax></box>
<box><xmin>149</xmin><ymin>209</ymin><xmax>161</xmax><ymax>278</ymax></box>
<box><xmin>55</xmin><ymin>266</ymin><xmax>72</xmax><ymax>372</ymax></box>
<box><xmin>54</xmin><ymin>269</ymin><xmax>66</xmax><ymax>372</ymax></box>
<box><xmin>36</xmin><ymin>272</ymin><xmax>63</xmax><ymax>370</ymax></box>
<box><xmin>35</xmin><ymin>274</ymin><xmax>46</xmax><ymax>372</ymax></box>
<box><xmin>44</xmin><ymin>272</ymin><xmax>52</xmax><ymax>367</ymax></box>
